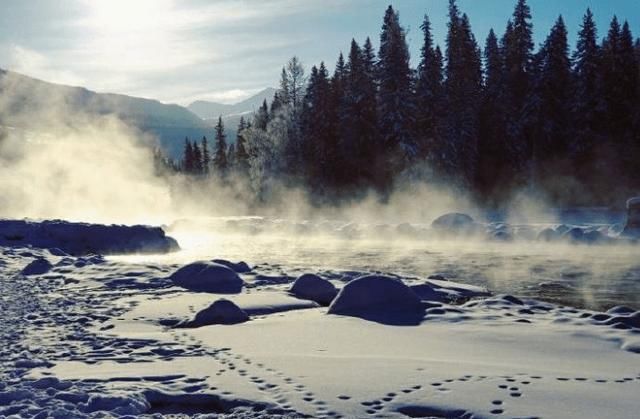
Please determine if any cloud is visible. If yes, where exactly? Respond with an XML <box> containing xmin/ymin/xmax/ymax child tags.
<box><xmin>0</xmin><ymin>44</ymin><xmax>85</xmax><ymax>86</ymax></box>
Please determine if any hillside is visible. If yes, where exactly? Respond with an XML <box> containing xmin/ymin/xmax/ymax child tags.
<box><xmin>0</xmin><ymin>69</ymin><xmax>210</xmax><ymax>158</ymax></box>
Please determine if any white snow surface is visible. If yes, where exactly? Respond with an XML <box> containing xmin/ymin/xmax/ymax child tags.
<box><xmin>1</xmin><ymin>218</ymin><xmax>640</xmax><ymax>418</ymax></box>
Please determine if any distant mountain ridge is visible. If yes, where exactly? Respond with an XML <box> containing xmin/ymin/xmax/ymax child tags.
<box><xmin>188</xmin><ymin>87</ymin><xmax>276</xmax><ymax>121</ymax></box>
<box><xmin>0</xmin><ymin>70</ymin><xmax>222</xmax><ymax>159</ymax></box>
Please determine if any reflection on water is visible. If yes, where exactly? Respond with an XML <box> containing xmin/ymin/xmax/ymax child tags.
<box><xmin>114</xmin><ymin>229</ymin><xmax>640</xmax><ymax>312</ymax></box>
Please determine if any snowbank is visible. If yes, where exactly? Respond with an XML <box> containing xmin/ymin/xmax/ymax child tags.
<box><xmin>178</xmin><ymin>299</ymin><xmax>249</xmax><ymax>328</ymax></box>
<box><xmin>0</xmin><ymin>219</ymin><xmax>179</xmax><ymax>255</ymax></box>
<box><xmin>328</xmin><ymin>275</ymin><xmax>424</xmax><ymax>324</ymax></box>
<box><xmin>170</xmin><ymin>261</ymin><xmax>244</xmax><ymax>293</ymax></box>
<box><xmin>290</xmin><ymin>274</ymin><xmax>338</xmax><ymax>306</ymax></box>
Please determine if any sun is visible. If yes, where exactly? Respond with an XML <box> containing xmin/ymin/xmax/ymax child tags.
<box><xmin>85</xmin><ymin>0</ymin><xmax>171</xmax><ymax>36</ymax></box>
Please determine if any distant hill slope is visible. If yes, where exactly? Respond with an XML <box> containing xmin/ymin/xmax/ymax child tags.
<box><xmin>188</xmin><ymin>87</ymin><xmax>276</xmax><ymax>120</ymax></box>
<box><xmin>0</xmin><ymin>69</ymin><xmax>210</xmax><ymax>159</ymax></box>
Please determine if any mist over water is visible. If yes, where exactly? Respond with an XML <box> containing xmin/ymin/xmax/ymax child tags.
<box><xmin>1</xmin><ymin>74</ymin><xmax>639</xmax><ymax>312</ymax></box>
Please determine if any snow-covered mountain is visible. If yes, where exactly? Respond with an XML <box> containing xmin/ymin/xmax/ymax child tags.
<box><xmin>187</xmin><ymin>87</ymin><xmax>276</xmax><ymax>121</ymax></box>
<box><xmin>0</xmin><ymin>69</ymin><xmax>210</xmax><ymax>158</ymax></box>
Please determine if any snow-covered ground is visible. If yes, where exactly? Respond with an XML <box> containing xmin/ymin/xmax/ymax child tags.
<box><xmin>1</xmin><ymin>217</ymin><xmax>640</xmax><ymax>418</ymax></box>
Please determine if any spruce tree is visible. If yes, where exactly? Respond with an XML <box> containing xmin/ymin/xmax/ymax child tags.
<box><xmin>534</xmin><ymin>16</ymin><xmax>572</xmax><ymax>189</ymax></box>
<box><xmin>254</xmin><ymin>99</ymin><xmax>269</xmax><ymax>130</ymax></box>
<box><xmin>443</xmin><ymin>2</ymin><xmax>482</xmax><ymax>185</ymax></box>
<box><xmin>415</xmin><ymin>14</ymin><xmax>445</xmax><ymax>160</ymax></box>
<box><xmin>192</xmin><ymin>141</ymin><xmax>203</xmax><ymax>175</ymax></box>
<box><xmin>377</xmin><ymin>5</ymin><xmax>416</xmax><ymax>177</ymax></box>
<box><xmin>201</xmin><ymin>136</ymin><xmax>210</xmax><ymax>175</ymax></box>
<box><xmin>502</xmin><ymin>0</ymin><xmax>534</xmax><ymax>179</ymax></box>
<box><xmin>213</xmin><ymin>116</ymin><xmax>228</xmax><ymax>174</ymax></box>
<box><xmin>235</xmin><ymin>116</ymin><xmax>250</xmax><ymax>175</ymax></box>
<box><xmin>182</xmin><ymin>138</ymin><xmax>194</xmax><ymax>174</ymax></box>
<box><xmin>477</xmin><ymin>28</ymin><xmax>508</xmax><ymax>198</ymax></box>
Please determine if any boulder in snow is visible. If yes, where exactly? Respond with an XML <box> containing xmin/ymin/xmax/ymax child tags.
<box><xmin>179</xmin><ymin>299</ymin><xmax>249</xmax><ymax>328</ymax></box>
<box><xmin>0</xmin><ymin>219</ymin><xmax>179</xmax><ymax>255</ymax></box>
<box><xmin>290</xmin><ymin>274</ymin><xmax>338</xmax><ymax>306</ymax></box>
<box><xmin>431</xmin><ymin>213</ymin><xmax>477</xmax><ymax>235</ymax></box>
<box><xmin>21</xmin><ymin>258</ymin><xmax>53</xmax><ymax>276</ymax></box>
<box><xmin>211</xmin><ymin>259</ymin><xmax>252</xmax><ymax>273</ymax></box>
<box><xmin>622</xmin><ymin>197</ymin><xmax>640</xmax><ymax>238</ymax></box>
<box><xmin>328</xmin><ymin>275</ymin><xmax>424</xmax><ymax>324</ymax></box>
<box><xmin>170</xmin><ymin>261</ymin><xmax>244</xmax><ymax>293</ymax></box>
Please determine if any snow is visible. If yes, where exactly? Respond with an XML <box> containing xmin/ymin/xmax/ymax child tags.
<box><xmin>178</xmin><ymin>299</ymin><xmax>249</xmax><ymax>328</ymax></box>
<box><xmin>327</xmin><ymin>275</ymin><xmax>424</xmax><ymax>324</ymax></box>
<box><xmin>0</xmin><ymin>218</ymin><xmax>639</xmax><ymax>418</ymax></box>
<box><xmin>289</xmin><ymin>273</ymin><xmax>338</xmax><ymax>306</ymax></box>
<box><xmin>0</xmin><ymin>219</ymin><xmax>178</xmax><ymax>255</ymax></box>
<box><xmin>170</xmin><ymin>261</ymin><xmax>244</xmax><ymax>293</ymax></box>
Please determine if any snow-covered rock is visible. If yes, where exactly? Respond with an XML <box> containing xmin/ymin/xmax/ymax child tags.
<box><xmin>622</xmin><ymin>197</ymin><xmax>640</xmax><ymax>238</ymax></box>
<box><xmin>212</xmin><ymin>259</ymin><xmax>252</xmax><ymax>273</ymax></box>
<box><xmin>290</xmin><ymin>274</ymin><xmax>338</xmax><ymax>306</ymax></box>
<box><xmin>328</xmin><ymin>275</ymin><xmax>423</xmax><ymax>323</ymax></box>
<box><xmin>21</xmin><ymin>258</ymin><xmax>53</xmax><ymax>275</ymax></box>
<box><xmin>431</xmin><ymin>213</ymin><xmax>476</xmax><ymax>235</ymax></box>
<box><xmin>179</xmin><ymin>299</ymin><xmax>249</xmax><ymax>327</ymax></box>
<box><xmin>170</xmin><ymin>261</ymin><xmax>244</xmax><ymax>293</ymax></box>
<box><xmin>0</xmin><ymin>219</ymin><xmax>179</xmax><ymax>255</ymax></box>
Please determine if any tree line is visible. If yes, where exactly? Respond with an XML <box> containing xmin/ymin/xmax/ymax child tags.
<box><xmin>171</xmin><ymin>0</ymin><xmax>640</xmax><ymax>207</ymax></box>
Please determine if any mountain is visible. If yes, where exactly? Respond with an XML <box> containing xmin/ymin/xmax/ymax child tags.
<box><xmin>187</xmin><ymin>87</ymin><xmax>276</xmax><ymax>120</ymax></box>
<box><xmin>0</xmin><ymin>69</ymin><xmax>210</xmax><ymax>159</ymax></box>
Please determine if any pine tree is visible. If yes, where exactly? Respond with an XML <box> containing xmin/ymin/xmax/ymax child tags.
<box><xmin>279</xmin><ymin>56</ymin><xmax>306</xmax><ymax>111</ymax></box>
<box><xmin>477</xmin><ymin>28</ymin><xmax>508</xmax><ymax>198</ymax></box>
<box><xmin>533</xmin><ymin>16</ymin><xmax>573</xmax><ymax>189</ymax></box>
<box><xmin>213</xmin><ymin>116</ymin><xmax>228</xmax><ymax>174</ymax></box>
<box><xmin>335</xmin><ymin>39</ymin><xmax>380</xmax><ymax>187</ymax></box>
<box><xmin>201</xmin><ymin>136</ymin><xmax>210</xmax><ymax>175</ymax></box>
<box><xmin>377</xmin><ymin>5</ymin><xmax>416</xmax><ymax>177</ymax></box>
<box><xmin>415</xmin><ymin>14</ymin><xmax>445</xmax><ymax>160</ymax></box>
<box><xmin>301</xmin><ymin>62</ymin><xmax>338</xmax><ymax>191</ymax></box>
<box><xmin>254</xmin><ymin>99</ymin><xmax>269</xmax><ymax>130</ymax></box>
<box><xmin>227</xmin><ymin>143</ymin><xmax>236</xmax><ymax>169</ymax></box>
<box><xmin>442</xmin><ymin>2</ymin><xmax>482</xmax><ymax>185</ymax></box>
<box><xmin>601</xmin><ymin>17</ymin><xmax>639</xmax><ymax>187</ymax></box>
<box><xmin>235</xmin><ymin>116</ymin><xmax>250</xmax><ymax>175</ymax></box>
<box><xmin>192</xmin><ymin>141</ymin><xmax>203</xmax><ymax>174</ymax></box>
<box><xmin>573</xmin><ymin>8</ymin><xmax>603</xmax><ymax>163</ymax></box>
<box><xmin>502</xmin><ymin>0</ymin><xmax>534</xmax><ymax>179</ymax></box>
<box><xmin>182</xmin><ymin>138</ymin><xmax>194</xmax><ymax>174</ymax></box>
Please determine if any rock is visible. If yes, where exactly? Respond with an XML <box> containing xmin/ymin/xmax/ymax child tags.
<box><xmin>170</xmin><ymin>261</ymin><xmax>244</xmax><ymax>293</ymax></box>
<box><xmin>179</xmin><ymin>299</ymin><xmax>249</xmax><ymax>328</ymax></box>
<box><xmin>21</xmin><ymin>258</ymin><xmax>53</xmax><ymax>275</ymax></box>
<box><xmin>622</xmin><ymin>197</ymin><xmax>640</xmax><ymax>237</ymax></box>
<box><xmin>211</xmin><ymin>259</ymin><xmax>252</xmax><ymax>273</ymax></box>
<box><xmin>564</xmin><ymin>227</ymin><xmax>584</xmax><ymax>242</ymax></box>
<box><xmin>290</xmin><ymin>274</ymin><xmax>338</xmax><ymax>306</ymax></box>
<box><xmin>431</xmin><ymin>213</ymin><xmax>475</xmax><ymax>234</ymax></box>
<box><xmin>0</xmin><ymin>219</ymin><xmax>179</xmax><ymax>255</ymax></box>
<box><xmin>409</xmin><ymin>283</ymin><xmax>445</xmax><ymax>302</ymax></box>
<box><xmin>607</xmin><ymin>305</ymin><xmax>635</xmax><ymax>315</ymax></box>
<box><xmin>328</xmin><ymin>275</ymin><xmax>423</xmax><ymax>319</ymax></box>
<box><xmin>537</xmin><ymin>228</ymin><xmax>559</xmax><ymax>242</ymax></box>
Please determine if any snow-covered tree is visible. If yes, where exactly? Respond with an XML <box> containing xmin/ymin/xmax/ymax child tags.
<box><xmin>213</xmin><ymin>116</ymin><xmax>228</xmax><ymax>175</ymax></box>
<box><xmin>377</xmin><ymin>5</ymin><xmax>416</xmax><ymax>173</ymax></box>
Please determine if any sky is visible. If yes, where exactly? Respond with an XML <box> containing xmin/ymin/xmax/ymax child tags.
<box><xmin>0</xmin><ymin>0</ymin><xmax>638</xmax><ymax>106</ymax></box>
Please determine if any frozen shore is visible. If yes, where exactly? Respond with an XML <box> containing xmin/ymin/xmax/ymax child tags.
<box><xmin>1</xmin><ymin>222</ymin><xmax>639</xmax><ymax>418</ymax></box>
